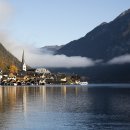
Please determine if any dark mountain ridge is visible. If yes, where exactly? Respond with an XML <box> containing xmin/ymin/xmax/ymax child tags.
<box><xmin>57</xmin><ymin>9</ymin><xmax>130</xmax><ymax>62</ymax></box>
<box><xmin>53</xmin><ymin>9</ymin><xmax>130</xmax><ymax>83</ymax></box>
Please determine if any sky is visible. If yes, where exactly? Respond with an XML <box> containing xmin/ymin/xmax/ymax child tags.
<box><xmin>1</xmin><ymin>0</ymin><xmax>130</xmax><ymax>68</ymax></box>
<box><xmin>3</xmin><ymin>0</ymin><xmax>130</xmax><ymax>47</ymax></box>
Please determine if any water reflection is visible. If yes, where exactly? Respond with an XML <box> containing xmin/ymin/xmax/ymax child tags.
<box><xmin>0</xmin><ymin>86</ymin><xmax>130</xmax><ymax>129</ymax></box>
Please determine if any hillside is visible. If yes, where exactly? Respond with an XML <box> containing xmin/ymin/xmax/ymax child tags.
<box><xmin>0</xmin><ymin>43</ymin><xmax>21</xmax><ymax>72</ymax></box>
<box><xmin>57</xmin><ymin>9</ymin><xmax>130</xmax><ymax>62</ymax></box>
<box><xmin>54</xmin><ymin>9</ymin><xmax>130</xmax><ymax>83</ymax></box>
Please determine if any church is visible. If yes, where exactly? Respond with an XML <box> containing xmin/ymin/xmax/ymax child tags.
<box><xmin>21</xmin><ymin>50</ymin><xmax>27</xmax><ymax>72</ymax></box>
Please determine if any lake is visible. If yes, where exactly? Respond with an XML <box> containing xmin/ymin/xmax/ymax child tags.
<box><xmin>0</xmin><ymin>85</ymin><xmax>130</xmax><ymax>130</ymax></box>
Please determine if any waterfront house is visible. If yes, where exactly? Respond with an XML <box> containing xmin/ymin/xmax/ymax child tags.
<box><xmin>8</xmin><ymin>73</ymin><xmax>16</xmax><ymax>81</ymax></box>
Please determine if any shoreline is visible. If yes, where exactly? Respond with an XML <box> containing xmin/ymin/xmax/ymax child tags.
<box><xmin>1</xmin><ymin>83</ymin><xmax>130</xmax><ymax>88</ymax></box>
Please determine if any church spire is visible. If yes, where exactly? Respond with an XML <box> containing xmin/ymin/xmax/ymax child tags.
<box><xmin>21</xmin><ymin>50</ymin><xmax>26</xmax><ymax>71</ymax></box>
<box><xmin>22</xmin><ymin>50</ymin><xmax>25</xmax><ymax>64</ymax></box>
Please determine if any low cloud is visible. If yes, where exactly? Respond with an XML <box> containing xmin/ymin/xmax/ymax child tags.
<box><xmin>108</xmin><ymin>54</ymin><xmax>130</xmax><ymax>64</ymax></box>
<box><xmin>0</xmin><ymin>31</ymin><xmax>98</xmax><ymax>68</ymax></box>
<box><xmin>0</xmin><ymin>0</ymin><xmax>100</xmax><ymax>68</ymax></box>
<box><xmin>26</xmin><ymin>53</ymin><xmax>95</xmax><ymax>68</ymax></box>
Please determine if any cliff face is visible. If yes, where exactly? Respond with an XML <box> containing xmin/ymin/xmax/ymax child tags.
<box><xmin>0</xmin><ymin>43</ymin><xmax>21</xmax><ymax>72</ymax></box>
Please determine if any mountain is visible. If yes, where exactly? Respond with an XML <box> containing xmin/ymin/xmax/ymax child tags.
<box><xmin>57</xmin><ymin>9</ymin><xmax>130</xmax><ymax>62</ymax></box>
<box><xmin>49</xmin><ymin>64</ymin><xmax>130</xmax><ymax>83</ymax></box>
<box><xmin>54</xmin><ymin>9</ymin><xmax>130</xmax><ymax>83</ymax></box>
<box><xmin>40</xmin><ymin>45</ymin><xmax>64</xmax><ymax>54</ymax></box>
<box><xmin>0</xmin><ymin>43</ymin><xmax>21</xmax><ymax>72</ymax></box>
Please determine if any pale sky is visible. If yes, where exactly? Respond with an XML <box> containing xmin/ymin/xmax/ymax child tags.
<box><xmin>3</xmin><ymin>0</ymin><xmax>130</xmax><ymax>47</ymax></box>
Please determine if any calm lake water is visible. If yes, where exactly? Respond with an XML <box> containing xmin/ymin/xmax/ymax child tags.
<box><xmin>0</xmin><ymin>85</ymin><xmax>130</xmax><ymax>130</ymax></box>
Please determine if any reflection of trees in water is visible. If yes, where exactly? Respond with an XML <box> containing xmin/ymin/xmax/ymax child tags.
<box><xmin>0</xmin><ymin>87</ymin><xmax>43</xmax><ymax>128</ymax></box>
<box><xmin>0</xmin><ymin>87</ymin><xmax>56</xmax><ymax>111</ymax></box>
<box><xmin>1</xmin><ymin>86</ymin><xmax>130</xmax><ymax>129</ymax></box>
<box><xmin>0</xmin><ymin>87</ymin><xmax>17</xmax><ymax>112</ymax></box>
<box><xmin>2</xmin><ymin>87</ymin><xmax>130</xmax><ymax>115</ymax></box>
<box><xmin>0</xmin><ymin>87</ymin><xmax>17</xmax><ymax>129</ymax></box>
<box><xmin>0</xmin><ymin>86</ymin><xmax>86</xmax><ymax>129</ymax></box>
<box><xmin>0</xmin><ymin>86</ymin><xmax>83</xmax><ymax>110</ymax></box>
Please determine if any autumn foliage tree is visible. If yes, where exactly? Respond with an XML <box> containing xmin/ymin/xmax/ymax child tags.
<box><xmin>0</xmin><ymin>43</ymin><xmax>21</xmax><ymax>73</ymax></box>
<box><xmin>9</xmin><ymin>65</ymin><xmax>18</xmax><ymax>74</ymax></box>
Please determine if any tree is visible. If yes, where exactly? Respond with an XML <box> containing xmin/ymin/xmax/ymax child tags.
<box><xmin>9</xmin><ymin>65</ymin><xmax>18</xmax><ymax>74</ymax></box>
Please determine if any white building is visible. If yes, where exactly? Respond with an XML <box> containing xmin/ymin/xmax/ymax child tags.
<box><xmin>35</xmin><ymin>68</ymin><xmax>51</xmax><ymax>74</ymax></box>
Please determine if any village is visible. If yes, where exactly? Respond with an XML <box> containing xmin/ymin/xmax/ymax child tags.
<box><xmin>0</xmin><ymin>51</ymin><xmax>83</xmax><ymax>86</ymax></box>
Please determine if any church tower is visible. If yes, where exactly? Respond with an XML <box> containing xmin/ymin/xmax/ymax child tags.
<box><xmin>22</xmin><ymin>50</ymin><xmax>27</xmax><ymax>71</ymax></box>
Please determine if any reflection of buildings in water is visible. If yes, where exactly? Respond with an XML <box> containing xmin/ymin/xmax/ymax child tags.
<box><xmin>6</xmin><ymin>87</ymin><xmax>17</xmax><ymax>107</ymax></box>
<box><xmin>23</xmin><ymin>87</ymin><xmax>27</xmax><ymax>113</ymax></box>
<box><xmin>51</xmin><ymin>87</ymin><xmax>54</xmax><ymax>95</ymax></box>
<box><xmin>42</xmin><ymin>86</ymin><xmax>46</xmax><ymax>101</ymax></box>
<box><xmin>0</xmin><ymin>87</ymin><xmax>3</xmax><ymax>111</ymax></box>
<box><xmin>39</xmin><ymin>86</ymin><xmax>47</xmax><ymax>99</ymax></box>
<box><xmin>0</xmin><ymin>86</ymin><xmax>83</xmax><ymax>113</ymax></box>
<box><xmin>61</xmin><ymin>86</ymin><xmax>67</xmax><ymax>98</ymax></box>
<box><xmin>41</xmin><ymin>86</ymin><xmax>47</xmax><ymax>111</ymax></box>
<box><xmin>75</xmin><ymin>87</ymin><xmax>78</xmax><ymax>96</ymax></box>
<box><xmin>21</xmin><ymin>86</ymin><xmax>48</xmax><ymax>112</ymax></box>
<box><xmin>0</xmin><ymin>87</ymin><xmax>17</xmax><ymax>112</ymax></box>
<box><xmin>60</xmin><ymin>86</ymin><xmax>81</xmax><ymax>97</ymax></box>
<box><xmin>0</xmin><ymin>87</ymin><xmax>2</xmax><ymax>103</ymax></box>
<box><xmin>75</xmin><ymin>86</ymin><xmax>87</xmax><ymax>96</ymax></box>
